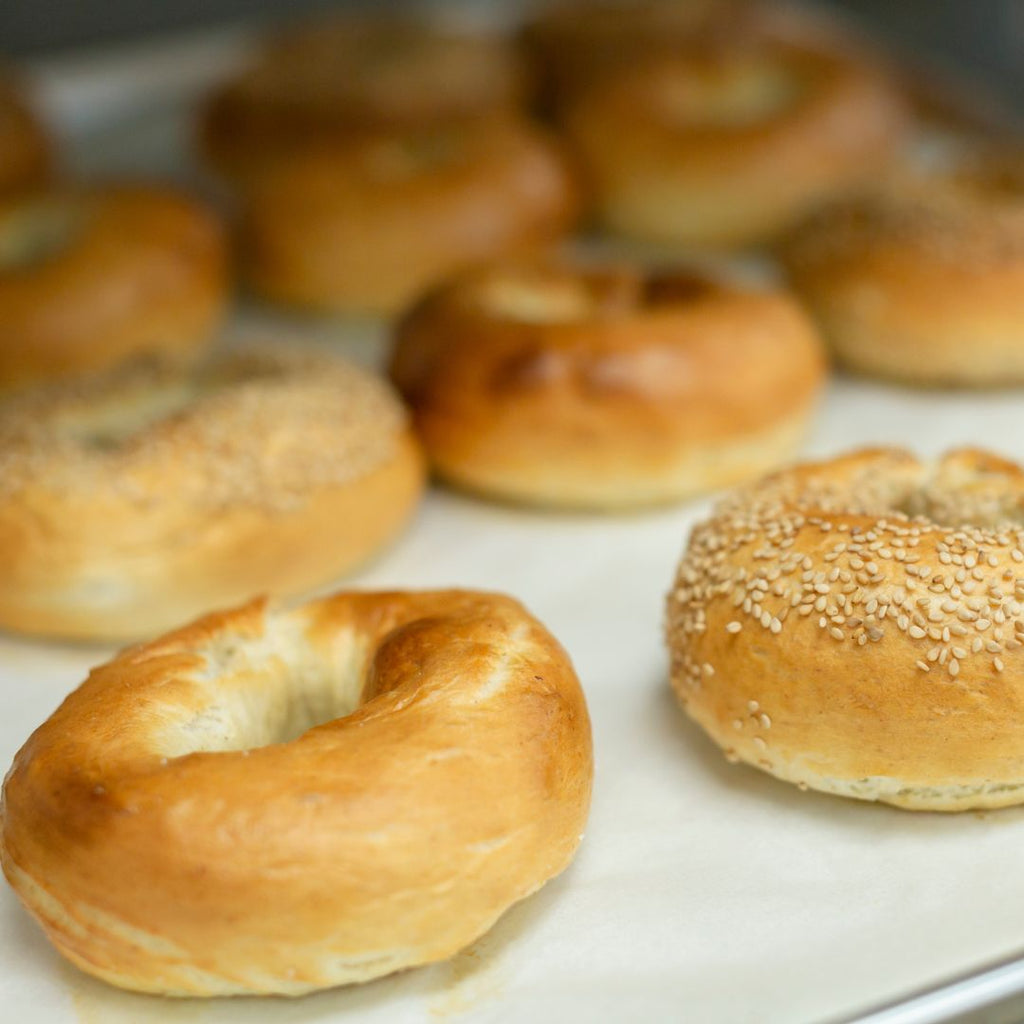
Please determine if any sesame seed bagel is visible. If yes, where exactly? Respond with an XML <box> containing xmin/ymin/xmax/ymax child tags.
<box><xmin>780</xmin><ymin>152</ymin><xmax>1024</xmax><ymax>387</ymax></box>
<box><xmin>563</xmin><ymin>40</ymin><xmax>909</xmax><ymax>247</ymax></box>
<box><xmin>0</xmin><ymin>185</ymin><xmax>228</xmax><ymax>391</ymax></box>
<box><xmin>200</xmin><ymin>16</ymin><xmax>529</xmax><ymax>179</ymax></box>
<box><xmin>0</xmin><ymin>345</ymin><xmax>424</xmax><ymax>641</ymax></box>
<box><xmin>0</xmin><ymin>588</ymin><xmax>593</xmax><ymax>995</ymax></box>
<box><xmin>666</xmin><ymin>447</ymin><xmax>1024</xmax><ymax>811</ymax></box>
<box><xmin>389</xmin><ymin>261</ymin><xmax>826</xmax><ymax>510</ymax></box>
<box><xmin>239</xmin><ymin>118</ymin><xmax>578</xmax><ymax>315</ymax></box>
<box><xmin>0</xmin><ymin>75</ymin><xmax>50</xmax><ymax>197</ymax></box>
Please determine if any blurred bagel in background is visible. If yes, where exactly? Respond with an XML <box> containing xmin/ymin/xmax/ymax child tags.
<box><xmin>239</xmin><ymin>118</ymin><xmax>579</xmax><ymax>315</ymax></box>
<box><xmin>0</xmin><ymin>184</ymin><xmax>227</xmax><ymax>391</ymax></box>
<box><xmin>562</xmin><ymin>37</ymin><xmax>910</xmax><ymax>248</ymax></box>
<box><xmin>780</xmin><ymin>148</ymin><xmax>1024</xmax><ymax>387</ymax></box>
<box><xmin>200</xmin><ymin>14</ymin><xmax>531</xmax><ymax>178</ymax></box>
<box><xmin>0</xmin><ymin>343</ymin><xmax>424</xmax><ymax>640</ymax></box>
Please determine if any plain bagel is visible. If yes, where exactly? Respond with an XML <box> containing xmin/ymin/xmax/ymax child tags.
<box><xmin>563</xmin><ymin>39</ymin><xmax>909</xmax><ymax>247</ymax></box>
<box><xmin>0</xmin><ymin>589</ymin><xmax>593</xmax><ymax>996</ymax></box>
<box><xmin>0</xmin><ymin>184</ymin><xmax>228</xmax><ymax>390</ymax></box>
<box><xmin>0</xmin><ymin>344</ymin><xmax>424</xmax><ymax>640</ymax></box>
<box><xmin>389</xmin><ymin>261</ymin><xmax>826</xmax><ymax>509</ymax></box>
<box><xmin>239</xmin><ymin>118</ymin><xmax>579</xmax><ymax>314</ymax></box>
<box><xmin>667</xmin><ymin>447</ymin><xmax>1024</xmax><ymax>811</ymax></box>
<box><xmin>200</xmin><ymin>15</ymin><xmax>530</xmax><ymax>177</ymax></box>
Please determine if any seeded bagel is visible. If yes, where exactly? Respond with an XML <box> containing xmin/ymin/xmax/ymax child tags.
<box><xmin>667</xmin><ymin>447</ymin><xmax>1024</xmax><ymax>810</ymax></box>
<box><xmin>0</xmin><ymin>344</ymin><xmax>424</xmax><ymax>640</ymax></box>
<box><xmin>780</xmin><ymin>151</ymin><xmax>1024</xmax><ymax>387</ymax></box>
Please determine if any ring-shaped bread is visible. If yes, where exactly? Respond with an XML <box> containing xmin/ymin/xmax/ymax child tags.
<box><xmin>0</xmin><ymin>344</ymin><xmax>424</xmax><ymax>640</ymax></box>
<box><xmin>200</xmin><ymin>16</ymin><xmax>529</xmax><ymax>178</ymax></box>
<box><xmin>667</xmin><ymin>447</ymin><xmax>1024</xmax><ymax>810</ymax></box>
<box><xmin>0</xmin><ymin>589</ymin><xmax>593</xmax><ymax>995</ymax></box>
<box><xmin>389</xmin><ymin>261</ymin><xmax>826</xmax><ymax>509</ymax></box>
<box><xmin>239</xmin><ymin>119</ymin><xmax>579</xmax><ymax>314</ymax></box>
<box><xmin>0</xmin><ymin>185</ymin><xmax>227</xmax><ymax>390</ymax></box>
<box><xmin>563</xmin><ymin>40</ymin><xmax>909</xmax><ymax>247</ymax></box>
<box><xmin>780</xmin><ymin>151</ymin><xmax>1024</xmax><ymax>387</ymax></box>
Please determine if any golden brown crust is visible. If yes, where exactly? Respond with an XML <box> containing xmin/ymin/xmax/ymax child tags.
<box><xmin>0</xmin><ymin>185</ymin><xmax>228</xmax><ymax>390</ymax></box>
<box><xmin>0</xmin><ymin>345</ymin><xmax>425</xmax><ymax>640</ymax></box>
<box><xmin>666</xmin><ymin>447</ymin><xmax>1024</xmax><ymax>810</ymax></box>
<box><xmin>0</xmin><ymin>589</ymin><xmax>593</xmax><ymax>996</ymax></box>
<box><xmin>0</xmin><ymin>76</ymin><xmax>51</xmax><ymax>197</ymax></box>
<box><xmin>389</xmin><ymin>262</ymin><xmax>826</xmax><ymax>509</ymax></box>
<box><xmin>563</xmin><ymin>40</ymin><xmax>909</xmax><ymax>247</ymax></box>
<box><xmin>200</xmin><ymin>16</ymin><xmax>530</xmax><ymax>178</ymax></box>
<box><xmin>780</xmin><ymin>153</ymin><xmax>1024</xmax><ymax>387</ymax></box>
<box><xmin>240</xmin><ymin>119</ymin><xmax>579</xmax><ymax>314</ymax></box>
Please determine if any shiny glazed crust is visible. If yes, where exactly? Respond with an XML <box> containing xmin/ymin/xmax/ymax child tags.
<box><xmin>0</xmin><ymin>589</ymin><xmax>593</xmax><ymax>995</ymax></box>
<box><xmin>667</xmin><ymin>447</ymin><xmax>1024</xmax><ymax>810</ymax></box>
<box><xmin>564</xmin><ymin>41</ymin><xmax>909</xmax><ymax>247</ymax></box>
<box><xmin>240</xmin><ymin>119</ymin><xmax>579</xmax><ymax>314</ymax></box>
<box><xmin>0</xmin><ymin>185</ymin><xmax>228</xmax><ymax>390</ymax></box>
<box><xmin>0</xmin><ymin>77</ymin><xmax>51</xmax><ymax>196</ymax></box>
<box><xmin>200</xmin><ymin>17</ymin><xmax>530</xmax><ymax>177</ymax></box>
<box><xmin>390</xmin><ymin>263</ymin><xmax>826</xmax><ymax>509</ymax></box>
<box><xmin>780</xmin><ymin>155</ymin><xmax>1024</xmax><ymax>387</ymax></box>
<box><xmin>0</xmin><ymin>345</ymin><xmax>425</xmax><ymax>640</ymax></box>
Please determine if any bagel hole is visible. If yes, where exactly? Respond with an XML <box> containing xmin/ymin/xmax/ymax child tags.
<box><xmin>882</xmin><ymin>462</ymin><xmax>1024</xmax><ymax>530</ymax></box>
<box><xmin>167</xmin><ymin>628</ymin><xmax>370</xmax><ymax>756</ymax></box>
<box><xmin>656</xmin><ymin>57</ymin><xmax>802</xmax><ymax>126</ymax></box>
<box><xmin>475</xmin><ymin>266</ymin><xmax>650</xmax><ymax>323</ymax></box>
<box><xmin>0</xmin><ymin>200</ymin><xmax>84</xmax><ymax>271</ymax></box>
<box><xmin>362</xmin><ymin>129</ymin><xmax>463</xmax><ymax>179</ymax></box>
<box><xmin>66</xmin><ymin>382</ymin><xmax>200</xmax><ymax>451</ymax></box>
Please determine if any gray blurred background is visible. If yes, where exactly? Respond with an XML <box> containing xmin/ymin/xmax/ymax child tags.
<box><xmin>1</xmin><ymin>1</ymin><xmax>1022</xmax><ymax>112</ymax></box>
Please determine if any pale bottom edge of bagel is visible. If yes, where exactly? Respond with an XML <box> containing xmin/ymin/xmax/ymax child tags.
<box><xmin>816</xmin><ymin>315</ymin><xmax>1024</xmax><ymax>389</ymax></box>
<box><xmin>0</xmin><ymin>433</ymin><xmax>424</xmax><ymax>642</ymax></box>
<box><xmin>429</xmin><ymin>405</ymin><xmax>816</xmax><ymax>511</ymax></box>
<box><xmin>748</xmin><ymin>755</ymin><xmax>1024</xmax><ymax>813</ymax></box>
<box><xmin>592</xmin><ymin>177</ymin><xmax>815</xmax><ymax>250</ymax></box>
<box><xmin>2</xmin><ymin>849</ymin><xmax>555</xmax><ymax>997</ymax></box>
<box><xmin>682</xmin><ymin>720</ymin><xmax>1024</xmax><ymax>813</ymax></box>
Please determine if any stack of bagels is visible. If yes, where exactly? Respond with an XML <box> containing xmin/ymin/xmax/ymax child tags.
<box><xmin>0</xmin><ymin>0</ymin><xmax>1021</xmax><ymax>1004</ymax></box>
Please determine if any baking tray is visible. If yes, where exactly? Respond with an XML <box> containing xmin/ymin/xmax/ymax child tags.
<box><xmin>4</xmin><ymin>24</ymin><xmax>1024</xmax><ymax>1024</ymax></box>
